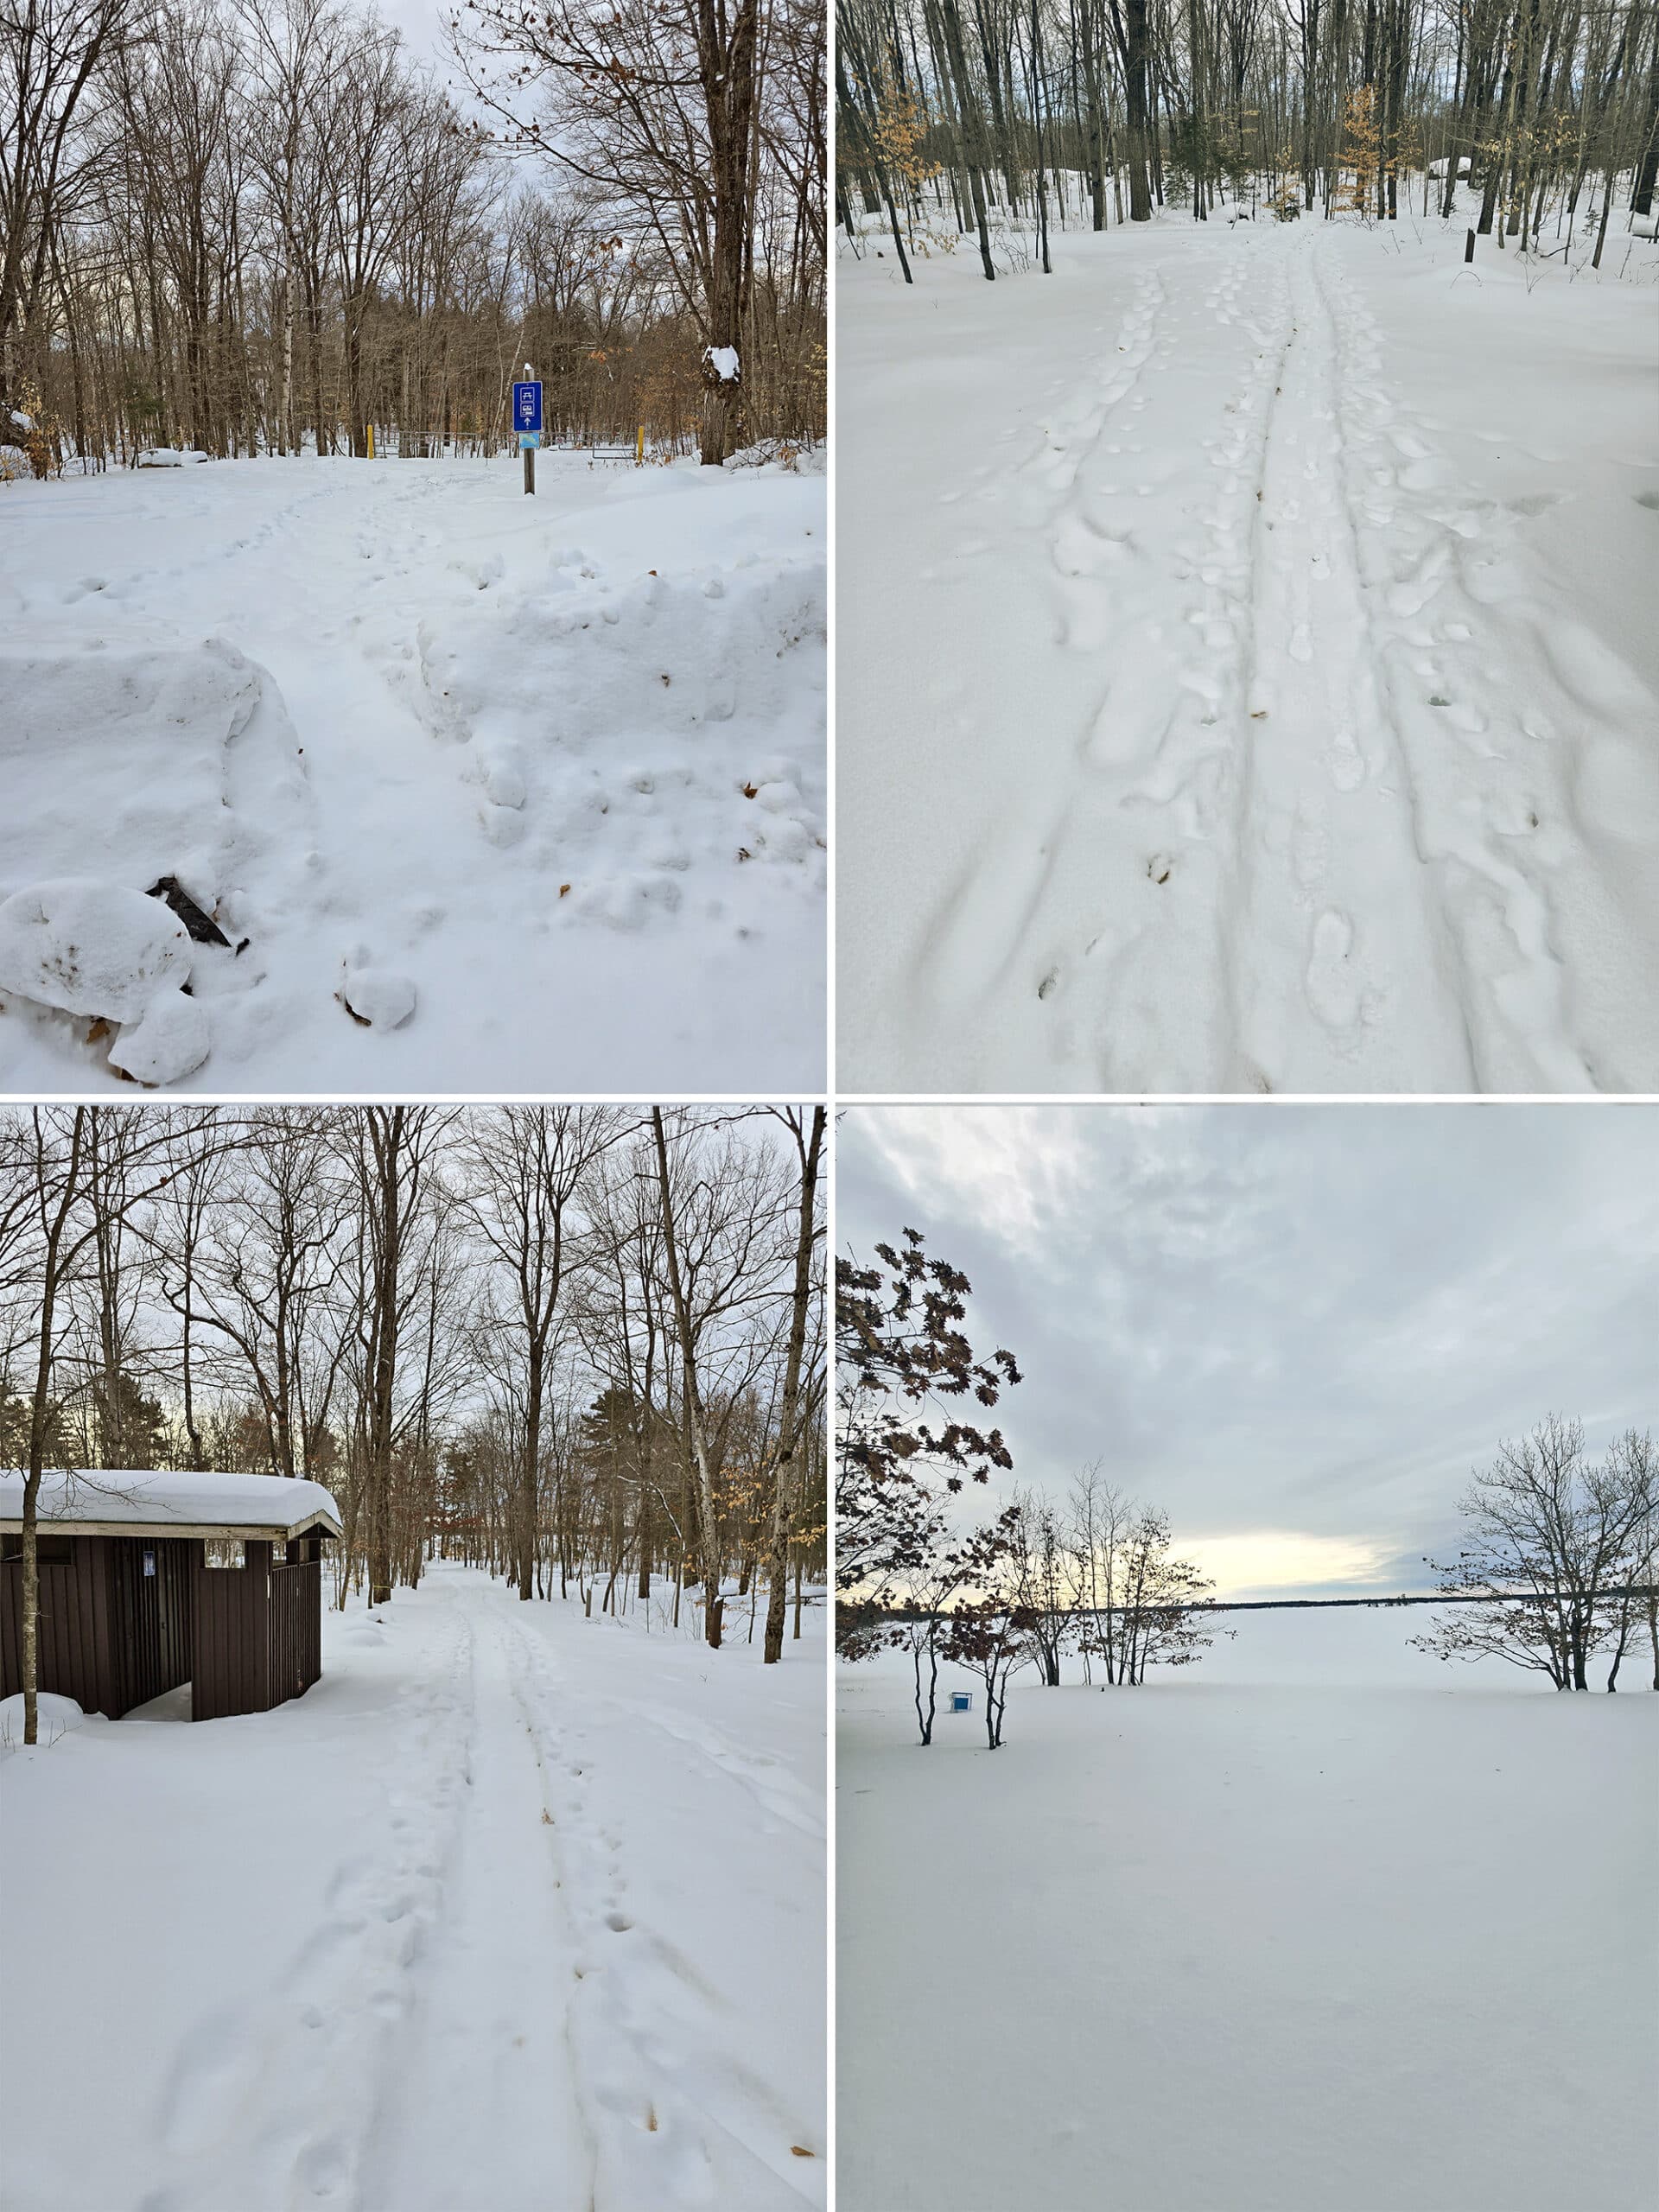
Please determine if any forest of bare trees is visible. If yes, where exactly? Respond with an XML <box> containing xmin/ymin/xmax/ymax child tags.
<box><xmin>837</xmin><ymin>0</ymin><xmax>1659</xmax><ymax>280</ymax></box>
<box><xmin>1</xmin><ymin>1103</ymin><xmax>826</xmax><ymax>1739</ymax></box>
<box><xmin>2</xmin><ymin>0</ymin><xmax>825</xmax><ymax>470</ymax></box>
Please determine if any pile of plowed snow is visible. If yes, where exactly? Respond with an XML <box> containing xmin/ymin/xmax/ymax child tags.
<box><xmin>0</xmin><ymin>639</ymin><xmax>313</xmax><ymax>1083</ymax></box>
<box><xmin>0</xmin><ymin>453</ymin><xmax>825</xmax><ymax>1090</ymax></box>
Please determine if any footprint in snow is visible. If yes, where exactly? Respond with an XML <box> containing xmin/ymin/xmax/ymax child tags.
<box><xmin>293</xmin><ymin>2135</ymin><xmax>351</xmax><ymax>2202</ymax></box>
<box><xmin>1306</xmin><ymin>909</ymin><xmax>1361</xmax><ymax>1033</ymax></box>
<box><xmin>159</xmin><ymin>2011</ymin><xmax>258</xmax><ymax>2154</ymax></box>
<box><xmin>1326</xmin><ymin>729</ymin><xmax>1366</xmax><ymax>793</ymax></box>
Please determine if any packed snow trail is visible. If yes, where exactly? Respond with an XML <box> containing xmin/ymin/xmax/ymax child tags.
<box><xmin>0</xmin><ymin>454</ymin><xmax>825</xmax><ymax>1093</ymax></box>
<box><xmin>0</xmin><ymin>1564</ymin><xmax>826</xmax><ymax>2212</ymax></box>
<box><xmin>838</xmin><ymin>209</ymin><xmax>1659</xmax><ymax>1091</ymax></box>
<box><xmin>356</xmin><ymin>1598</ymin><xmax>592</xmax><ymax>2212</ymax></box>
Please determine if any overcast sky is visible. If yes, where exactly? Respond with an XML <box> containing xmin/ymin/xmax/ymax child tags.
<box><xmin>837</xmin><ymin>1104</ymin><xmax>1659</xmax><ymax>1599</ymax></box>
<box><xmin>379</xmin><ymin>0</ymin><xmax>453</xmax><ymax>67</ymax></box>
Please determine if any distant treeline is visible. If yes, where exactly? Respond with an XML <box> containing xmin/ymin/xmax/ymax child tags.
<box><xmin>836</xmin><ymin>0</ymin><xmax>1659</xmax><ymax>278</ymax></box>
<box><xmin>3</xmin><ymin>0</ymin><xmax>826</xmax><ymax>469</ymax></box>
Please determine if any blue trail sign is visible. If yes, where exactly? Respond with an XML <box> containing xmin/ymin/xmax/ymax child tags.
<box><xmin>512</xmin><ymin>379</ymin><xmax>543</xmax><ymax>436</ymax></box>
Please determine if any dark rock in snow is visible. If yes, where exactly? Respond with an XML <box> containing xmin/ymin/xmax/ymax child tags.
<box><xmin>148</xmin><ymin>875</ymin><xmax>232</xmax><ymax>948</ymax></box>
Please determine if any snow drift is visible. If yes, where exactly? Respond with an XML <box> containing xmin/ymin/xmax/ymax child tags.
<box><xmin>0</xmin><ymin>453</ymin><xmax>825</xmax><ymax>1090</ymax></box>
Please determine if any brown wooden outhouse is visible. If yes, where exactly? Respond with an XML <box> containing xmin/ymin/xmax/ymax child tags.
<box><xmin>0</xmin><ymin>1470</ymin><xmax>341</xmax><ymax>1721</ymax></box>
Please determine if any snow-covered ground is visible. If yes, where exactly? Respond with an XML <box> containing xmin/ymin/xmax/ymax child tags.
<box><xmin>837</xmin><ymin>1609</ymin><xmax>1659</xmax><ymax>2211</ymax></box>
<box><xmin>1</xmin><ymin>1562</ymin><xmax>826</xmax><ymax>2212</ymax></box>
<box><xmin>0</xmin><ymin>453</ymin><xmax>824</xmax><ymax>1091</ymax></box>
<box><xmin>837</xmin><ymin>202</ymin><xmax>1659</xmax><ymax>1091</ymax></box>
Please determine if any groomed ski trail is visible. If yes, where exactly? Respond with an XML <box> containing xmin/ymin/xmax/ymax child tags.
<box><xmin>844</xmin><ymin>215</ymin><xmax>1659</xmax><ymax>1092</ymax></box>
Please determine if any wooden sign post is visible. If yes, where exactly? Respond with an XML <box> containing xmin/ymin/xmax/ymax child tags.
<box><xmin>513</xmin><ymin>367</ymin><xmax>543</xmax><ymax>496</ymax></box>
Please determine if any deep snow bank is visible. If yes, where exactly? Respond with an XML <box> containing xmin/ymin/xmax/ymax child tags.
<box><xmin>0</xmin><ymin>454</ymin><xmax>824</xmax><ymax>1090</ymax></box>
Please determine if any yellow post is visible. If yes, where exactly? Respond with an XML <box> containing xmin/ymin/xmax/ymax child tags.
<box><xmin>367</xmin><ymin>423</ymin><xmax>375</xmax><ymax>460</ymax></box>
<box><xmin>635</xmin><ymin>425</ymin><xmax>645</xmax><ymax>467</ymax></box>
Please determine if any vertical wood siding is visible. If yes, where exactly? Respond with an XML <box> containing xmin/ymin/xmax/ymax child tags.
<box><xmin>0</xmin><ymin>1543</ymin><xmax>108</xmax><ymax>1713</ymax></box>
<box><xmin>192</xmin><ymin>1540</ymin><xmax>323</xmax><ymax>1719</ymax></box>
<box><xmin>192</xmin><ymin>1547</ymin><xmax>268</xmax><ymax>1720</ymax></box>
<box><xmin>267</xmin><ymin>1560</ymin><xmax>322</xmax><ymax>1705</ymax></box>
<box><xmin>3</xmin><ymin>1537</ymin><xmax>200</xmax><ymax>1717</ymax></box>
<box><xmin>3</xmin><ymin>1530</ymin><xmax>326</xmax><ymax>1722</ymax></box>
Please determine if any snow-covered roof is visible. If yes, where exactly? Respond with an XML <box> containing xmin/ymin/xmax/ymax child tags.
<box><xmin>0</xmin><ymin>1470</ymin><xmax>341</xmax><ymax>1540</ymax></box>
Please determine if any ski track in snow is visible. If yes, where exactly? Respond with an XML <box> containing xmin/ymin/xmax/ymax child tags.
<box><xmin>2</xmin><ymin>1569</ymin><xmax>823</xmax><ymax>2212</ymax></box>
<box><xmin>864</xmin><ymin>220</ymin><xmax>1659</xmax><ymax>1092</ymax></box>
<box><xmin>139</xmin><ymin>1598</ymin><xmax>481</xmax><ymax>2212</ymax></box>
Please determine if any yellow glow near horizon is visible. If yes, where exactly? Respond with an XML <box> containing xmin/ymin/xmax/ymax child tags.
<box><xmin>1184</xmin><ymin>1530</ymin><xmax>1394</xmax><ymax>1598</ymax></box>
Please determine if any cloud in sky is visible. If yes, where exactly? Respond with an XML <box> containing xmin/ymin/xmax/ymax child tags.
<box><xmin>836</xmin><ymin>1104</ymin><xmax>1659</xmax><ymax>1599</ymax></box>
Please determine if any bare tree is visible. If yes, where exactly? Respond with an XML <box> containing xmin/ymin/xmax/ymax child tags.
<box><xmin>760</xmin><ymin>1105</ymin><xmax>824</xmax><ymax>1664</ymax></box>
<box><xmin>0</xmin><ymin>1107</ymin><xmax>218</xmax><ymax>1743</ymax></box>
<box><xmin>1414</xmin><ymin>1416</ymin><xmax>1659</xmax><ymax>1691</ymax></box>
<box><xmin>462</xmin><ymin>1106</ymin><xmax>622</xmax><ymax>1602</ymax></box>
<box><xmin>454</xmin><ymin>0</ymin><xmax>821</xmax><ymax>460</ymax></box>
<box><xmin>0</xmin><ymin>0</ymin><xmax>139</xmax><ymax>405</ymax></box>
<box><xmin>338</xmin><ymin>1106</ymin><xmax>457</xmax><ymax>1608</ymax></box>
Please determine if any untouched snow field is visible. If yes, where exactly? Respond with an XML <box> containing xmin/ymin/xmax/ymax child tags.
<box><xmin>0</xmin><ymin>453</ymin><xmax>824</xmax><ymax>1091</ymax></box>
<box><xmin>838</xmin><ymin>206</ymin><xmax>1659</xmax><ymax>1092</ymax></box>
<box><xmin>1</xmin><ymin>1563</ymin><xmax>826</xmax><ymax>2212</ymax></box>
<box><xmin>838</xmin><ymin>1608</ymin><xmax>1659</xmax><ymax>2212</ymax></box>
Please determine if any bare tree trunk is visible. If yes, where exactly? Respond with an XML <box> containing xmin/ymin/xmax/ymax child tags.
<box><xmin>650</xmin><ymin>1109</ymin><xmax>724</xmax><ymax>1649</ymax></box>
<box><xmin>17</xmin><ymin>1113</ymin><xmax>88</xmax><ymax>1746</ymax></box>
<box><xmin>763</xmin><ymin>1107</ymin><xmax>824</xmax><ymax>1665</ymax></box>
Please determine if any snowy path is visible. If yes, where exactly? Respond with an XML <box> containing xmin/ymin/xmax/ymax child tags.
<box><xmin>839</xmin><ymin>213</ymin><xmax>1659</xmax><ymax>1091</ymax></box>
<box><xmin>838</xmin><ymin>1633</ymin><xmax>1659</xmax><ymax>2212</ymax></box>
<box><xmin>0</xmin><ymin>455</ymin><xmax>825</xmax><ymax>1091</ymax></box>
<box><xmin>0</xmin><ymin>1565</ymin><xmax>826</xmax><ymax>2212</ymax></box>
<box><xmin>357</xmin><ymin>1598</ymin><xmax>592</xmax><ymax>2212</ymax></box>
